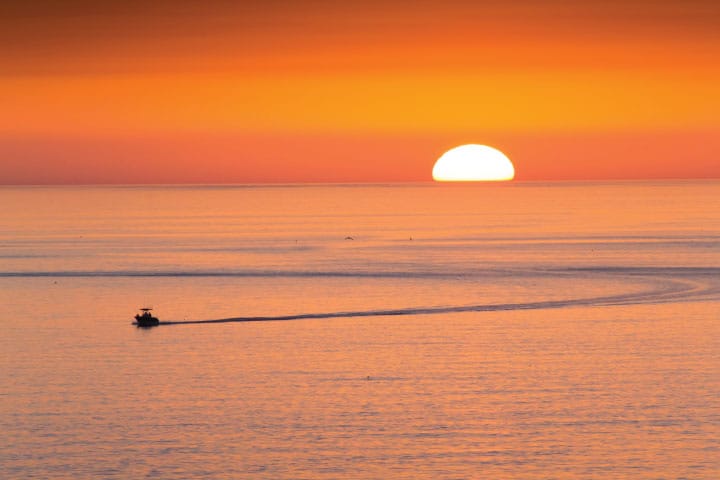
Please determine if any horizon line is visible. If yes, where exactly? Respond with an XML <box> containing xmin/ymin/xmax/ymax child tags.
<box><xmin>1</xmin><ymin>178</ymin><xmax>720</xmax><ymax>188</ymax></box>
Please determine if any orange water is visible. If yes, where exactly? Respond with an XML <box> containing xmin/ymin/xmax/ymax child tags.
<box><xmin>1</xmin><ymin>182</ymin><xmax>719</xmax><ymax>478</ymax></box>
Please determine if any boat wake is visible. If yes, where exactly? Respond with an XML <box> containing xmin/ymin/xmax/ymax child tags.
<box><xmin>161</xmin><ymin>266</ymin><xmax>720</xmax><ymax>326</ymax></box>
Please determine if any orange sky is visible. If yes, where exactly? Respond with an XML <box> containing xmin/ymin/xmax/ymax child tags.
<box><xmin>0</xmin><ymin>0</ymin><xmax>718</xmax><ymax>183</ymax></box>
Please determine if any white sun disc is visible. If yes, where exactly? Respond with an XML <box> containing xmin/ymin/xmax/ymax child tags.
<box><xmin>432</xmin><ymin>144</ymin><xmax>515</xmax><ymax>181</ymax></box>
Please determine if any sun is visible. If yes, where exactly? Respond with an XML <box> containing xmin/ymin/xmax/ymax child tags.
<box><xmin>432</xmin><ymin>144</ymin><xmax>515</xmax><ymax>182</ymax></box>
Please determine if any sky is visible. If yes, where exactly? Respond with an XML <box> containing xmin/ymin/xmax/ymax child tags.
<box><xmin>0</xmin><ymin>0</ymin><xmax>719</xmax><ymax>183</ymax></box>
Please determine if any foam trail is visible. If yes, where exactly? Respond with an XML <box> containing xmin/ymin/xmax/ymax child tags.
<box><xmin>160</xmin><ymin>273</ymin><xmax>719</xmax><ymax>326</ymax></box>
<box><xmin>0</xmin><ymin>270</ymin><xmax>464</xmax><ymax>279</ymax></box>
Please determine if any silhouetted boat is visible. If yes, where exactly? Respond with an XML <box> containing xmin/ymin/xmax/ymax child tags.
<box><xmin>134</xmin><ymin>308</ymin><xmax>159</xmax><ymax>327</ymax></box>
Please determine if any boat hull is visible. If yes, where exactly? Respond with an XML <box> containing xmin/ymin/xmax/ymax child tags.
<box><xmin>134</xmin><ymin>315</ymin><xmax>160</xmax><ymax>327</ymax></box>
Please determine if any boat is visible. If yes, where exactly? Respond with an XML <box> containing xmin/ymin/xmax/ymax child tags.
<box><xmin>134</xmin><ymin>308</ymin><xmax>160</xmax><ymax>327</ymax></box>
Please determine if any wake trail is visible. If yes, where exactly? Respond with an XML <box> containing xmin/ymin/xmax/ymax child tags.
<box><xmin>160</xmin><ymin>272</ymin><xmax>719</xmax><ymax>326</ymax></box>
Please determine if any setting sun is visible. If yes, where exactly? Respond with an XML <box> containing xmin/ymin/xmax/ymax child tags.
<box><xmin>432</xmin><ymin>144</ymin><xmax>515</xmax><ymax>182</ymax></box>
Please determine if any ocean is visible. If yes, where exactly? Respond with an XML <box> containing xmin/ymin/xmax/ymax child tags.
<box><xmin>1</xmin><ymin>182</ymin><xmax>718</xmax><ymax>478</ymax></box>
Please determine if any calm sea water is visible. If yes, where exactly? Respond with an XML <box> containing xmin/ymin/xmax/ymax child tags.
<box><xmin>1</xmin><ymin>182</ymin><xmax>719</xmax><ymax>479</ymax></box>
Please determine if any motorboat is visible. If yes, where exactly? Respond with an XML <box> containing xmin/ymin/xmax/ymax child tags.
<box><xmin>134</xmin><ymin>308</ymin><xmax>160</xmax><ymax>327</ymax></box>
